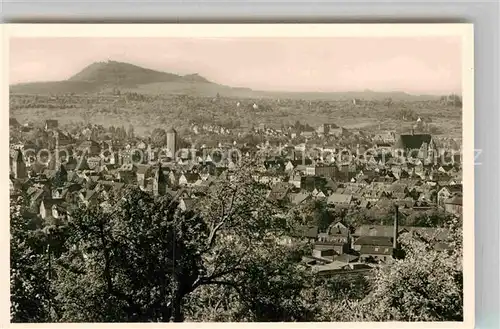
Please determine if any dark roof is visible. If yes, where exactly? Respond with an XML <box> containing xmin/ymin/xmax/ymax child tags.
<box><xmin>354</xmin><ymin>236</ymin><xmax>393</xmax><ymax>247</ymax></box>
<box><xmin>445</xmin><ymin>196</ymin><xmax>463</xmax><ymax>205</ymax></box>
<box><xmin>45</xmin><ymin>119</ymin><xmax>58</xmax><ymax>127</ymax></box>
<box><xmin>396</xmin><ymin>134</ymin><xmax>432</xmax><ymax>150</ymax></box>
<box><xmin>182</xmin><ymin>173</ymin><xmax>201</xmax><ymax>183</ymax></box>
<box><xmin>334</xmin><ymin>254</ymin><xmax>359</xmax><ymax>263</ymax></box>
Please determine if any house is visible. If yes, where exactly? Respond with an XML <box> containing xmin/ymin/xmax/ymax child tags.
<box><xmin>136</xmin><ymin>164</ymin><xmax>151</xmax><ymax>188</ymax></box>
<box><xmin>39</xmin><ymin>198</ymin><xmax>64</xmax><ymax>219</ymax></box>
<box><xmin>444</xmin><ymin>196</ymin><xmax>463</xmax><ymax>217</ymax></box>
<box><xmin>289</xmin><ymin>174</ymin><xmax>302</xmax><ymax>188</ymax></box>
<box><xmin>316</xmin><ymin>221</ymin><xmax>351</xmax><ymax>255</ymax></box>
<box><xmin>314</xmin><ymin>165</ymin><xmax>339</xmax><ymax>178</ymax></box>
<box><xmin>329</xmin><ymin>126</ymin><xmax>347</xmax><ymax>137</ymax></box>
<box><xmin>54</xmin><ymin>130</ymin><xmax>74</xmax><ymax>147</ymax></box>
<box><xmin>353</xmin><ymin>225</ymin><xmax>405</xmax><ymax>240</ymax></box>
<box><xmin>44</xmin><ymin>119</ymin><xmax>59</xmax><ymax>131</ymax></box>
<box><xmin>327</xmin><ymin>193</ymin><xmax>353</xmax><ymax>207</ymax></box>
<box><xmin>305</xmin><ymin>166</ymin><xmax>316</xmax><ymax>176</ymax></box>
<box><xmin>117</xmin><ymin>163</ymin><xmax>137</xmax><ymax>183</ymax></box>
<box><xmin>300</xmin><ymin>176</ymin><xmax>327</xmax><ymax>193</ymax></box>
<box><xmin>357</xmin><ymin>243</ymin><xmax>393</xmax><ymax>263</ymax></box>
<box><xmin>51</xmin><ymin>203</ymin><xmax>68</xmax><ymax>220</ymax></box>
<box><xmin>437</xmin><ymin>185</ymin><xmax>463</xmax><ymax>208</ymax></box>
<box><xmin>178</xmin><ymin>198</ymin><xmax>197</xmax><ymax>212</ymax></box>
<box><xmin>179</xmin><ymin>173</ymin><xmax>202</xmax><ymax>186</ymax></box>
<box><xmin>290</xmin><ymin>192</ymin><xmax>311</xmax><ymax>206</ymax></box>
<box><xmin>285</xmin><ymin>159</ymin><xmax>312</xmax><ymax>171</ymax></box>
<box><xmin>312</xmin><ymin>245</ymin><xmax>337</xmax><ymax>260</ymax></box>
<box><xmin>312</xmin><ymin>188</ymin><xmax>326</xmax><ymax>198</ymax></box>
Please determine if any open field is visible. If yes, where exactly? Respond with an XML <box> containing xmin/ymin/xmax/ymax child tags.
<box><xmin>10</xmin><ymin>94</ymin><xmax>462</xmax><ymax>139</ymax></box>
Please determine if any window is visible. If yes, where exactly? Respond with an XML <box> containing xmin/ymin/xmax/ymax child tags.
<box><xmin>374</xmin><ymin>247</ymin><xmax>379</xmax><ymax>252</ymax></box>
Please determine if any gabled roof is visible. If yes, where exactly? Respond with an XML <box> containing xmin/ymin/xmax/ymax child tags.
<box><xmin>327</xmin><ymin>193</ymin><xmax>352</xmax><ymax>205</ymax></box>
<box><xmin>181</xmin><ymin>173</ymin><xmax>201</xmax><ymax>183</ymax></box>
<box><xmin>439</xmin><ymin>184</ymin><xmax>463</xmax><ymax>193</ymax></box>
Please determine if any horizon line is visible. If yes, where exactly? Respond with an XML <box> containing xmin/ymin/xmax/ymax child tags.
<box><xmin>9</xmin><ymin>59</ymin><xmax>462</xmax><ymax>97</ymax></box>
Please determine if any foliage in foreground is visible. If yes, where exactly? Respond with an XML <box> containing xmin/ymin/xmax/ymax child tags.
<box><xmin>10</xmin><ymin>166</ymin><xmax>463</xmax><ymax>322</ymax></box>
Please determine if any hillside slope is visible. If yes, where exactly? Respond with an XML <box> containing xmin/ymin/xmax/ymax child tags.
<box><xmin>68</xmin><ymin>61</ymin><xmax>188</xmax><ymax>85</ymax></box>
<box><xmin>10</xmin><ymin>60</ymin><xmax>441</xmax><ymax>101</ymax></box>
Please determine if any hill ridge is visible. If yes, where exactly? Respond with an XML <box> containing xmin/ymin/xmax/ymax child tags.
<box><xmin>10</xmin><ymin>60</ymin><xmax>443</xmax><ymax>101</ymax></box>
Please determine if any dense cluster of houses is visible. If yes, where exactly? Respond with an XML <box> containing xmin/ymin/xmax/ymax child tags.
<box><xmin>293</xmin><ymin>213</ymin><xmax>452</xmax><ymax>277</ymax></box>
<box><xmin>10</xmin><ymin>117</ymin><xmax>462</xmax><ymax>276</ymax></box>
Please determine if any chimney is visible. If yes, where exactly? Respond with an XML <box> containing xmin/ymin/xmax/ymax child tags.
<box><xmin>411</xmin><ymin>128</ymin><xmax>414</xmax><ymax>135</ymax></box>
<box><xmin>393</xmin><ymin>204</ymin><xmax>399</xmax><ymax>250</ymax></box>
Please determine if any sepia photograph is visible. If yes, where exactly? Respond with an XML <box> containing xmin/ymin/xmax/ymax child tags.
<box><xmin>4</xmin><ymin>24</ymin><xmax>474</xmax><ymax>325</ymax></box>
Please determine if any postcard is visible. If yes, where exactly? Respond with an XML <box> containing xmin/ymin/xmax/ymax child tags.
<box><xmin>1</xmin><ymin>24</ymin><xmax>474</xmax><ymax>328</ymax></box>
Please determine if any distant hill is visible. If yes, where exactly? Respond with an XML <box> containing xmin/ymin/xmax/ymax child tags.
<box><xmin>10</xmin><ymin>60</ymin><xmax>441</xmax><ymax>101</ymax></box>
<box><xmin>11</xmin><ymin>60</ymin><xmax>218</xmax><ymax>94</ymax></box>
<box><xmin>68</xmin><ymin>61</ymin><xmax>194</xmax><ymax>85</ymax></box>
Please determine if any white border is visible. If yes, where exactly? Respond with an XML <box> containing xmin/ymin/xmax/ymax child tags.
<box><xmin>1</xmin><ymin>24</ymin><xmax>475</xmax><ymax>329</ymax></box>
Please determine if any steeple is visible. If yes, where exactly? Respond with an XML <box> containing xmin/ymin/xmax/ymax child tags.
<box><xmin>152</xmin><ymin>163</ymin><xmax>166</xmax><ymax>196</ymax></box>
<box><xmin>55</xmin><ymin>130</ymin><xmax>61</xmax><ymax>170</ymax></box>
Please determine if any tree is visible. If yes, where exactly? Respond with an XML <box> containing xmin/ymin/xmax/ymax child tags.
<box><xmin>151</xmin><ymin>128</ymin><xmax>167</xmax><ymax>147</ymax></box>
<box><xmin>405</xmin><ymin>209</ymin><xmax>453</xmax><ymax>227</ymax></box>
<box><xmin>293</xmin><ymin>199</ymin><xmax>333</xmax><ymax>232</ymax></box>
<box><xmin>43</xmin><ymin>161</ymin><xmax>310</xmax><ymax>322</ymax></box>
<box><xmin>10</xmin><ymin>196</ymin><xmax>54</xmax><ymax>322</ymax></box>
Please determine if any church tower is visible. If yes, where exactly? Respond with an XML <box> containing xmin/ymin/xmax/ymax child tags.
<box><xmin>12</xmin><ymin>149</ymin><xmax>27</xmax><ymax>179</ymax></box>
<box><xmin>152</xmin><ymin>163</ymin><xmax>167</xmax><ymax>196</ymax></box>
<box><xmin>166</xmin><ymin>128</ymin><xmax>177</xmax><ymax>160</ymax></box>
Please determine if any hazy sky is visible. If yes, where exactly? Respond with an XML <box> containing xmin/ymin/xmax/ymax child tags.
<box><xmin>10</xmin><ymin>37</ymin><xmax>462</xmax><ymax>94</ymax></box>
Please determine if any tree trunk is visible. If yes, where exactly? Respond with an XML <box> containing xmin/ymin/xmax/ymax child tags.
<box><xmin>171</xmin><ymin>293</ymin><xmax>184</xmax><ymax>322</ymax></box>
